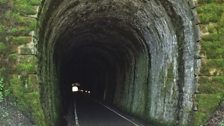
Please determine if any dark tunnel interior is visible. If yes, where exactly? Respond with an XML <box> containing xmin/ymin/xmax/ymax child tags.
<box><xmin>38</xmin><ymin>1</ymin><xmax>199</xmax><ymax>125</ymax></box>
<box><xmin>53</xmin><ymin>19</ymin><xmax>148</xmax><ymax>116</ymax></box>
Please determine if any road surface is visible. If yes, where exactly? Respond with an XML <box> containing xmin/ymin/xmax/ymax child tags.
<box><xmin>73</xmin><ymin>95</ymin><xmax>141</xmax><ymax>126</ymax></box>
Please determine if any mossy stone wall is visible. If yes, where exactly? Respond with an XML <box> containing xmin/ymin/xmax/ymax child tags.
<box><xmin>0</xmin><ymin>0</ymin><xmax>45</xmax><ymax>125</ymax></box>
<box><xmin>194</xmin><ymin>0</ymin><xmax>224</xmax><ymax>125</ymax></box>
<box><xmin>0</xmin><ymin>0</ymin><xmax>224</xmax><ymax>125</ymax></box>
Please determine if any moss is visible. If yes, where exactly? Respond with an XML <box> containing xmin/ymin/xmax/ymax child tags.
<box><xmin>24</xmin><ymin>92</ymin><xmax>46</xmax><ymax>126</ymax></box>
<box><xmin>0</xmin><ymin>25</ymin><xmax>5</xmax><ymax>34</ymax></box>
<box><xmin>201</xmin><ymin>40</ymin><xmax>224</xmax><ymax>58</ymax></box>
<box><xmin>9</xmin><ymin>74</ymin><xmax>45</xmax><ymax>125</ymax></box>
<box><xmin>201</xmin><ymin>33</ymin><xmax>220</xmax><ymax>41</ymax></box>
<box><xmin>20</xmin><ymin>46</ymin><xmax>33</xmax><ymax>55</ymax></box>
<box><xmin>11</xmin><ymin>14</ymin><xmax>37</xmax><ymax>28</ymax></box>
<box><xmin>207</xmin><ymin>23</ymin><xmax>219</xmax><ymax>33</ymax></box>
<box><xmin>200</xmin><ymin>59</ymin><xmax>224</xmax><ymax>75</ymax></box>
<box><xmin>14</xmin><ymin>3</ymin><xmax>37</xmax><ymax>15</ymax></box>
<box><xmin>10</xmin><ymin>26</ymin><xmax>33</xmax><ymax>36</ymax></box>
<box><xmin>9</xmin><ymin>75</ymin><xmax>24</xmax><ymax>98</ymax></box>
<box><xmin>197</xmin><ymin>3</ymin><xmax>224</xmax><ymax>23</ymax></box>
<box><xmin>15</xmin><ymin>55</ymin><xmax>37</xmax><ymax>73</ymax></box>
<box><xmin>0</xmin><ymin>42</ymin><xmax>6</xmax><ymax>53</ymax></box>
<box><xmin>16</xmin><ymin>62</ymin><xmax>37</xmax><ymax>74</ymax></box>
<box><xmin>0</xmin><ymin>0</ymin><xmax>7</xmax><ymax>4</ymax></box>
<box><xmin>11</xmin><ymin>36</ymin><xmax>31</xmax><ymax>45</ymax></box>
<box><xmin>198</xmin><ymin>76</ymin><xmax>224</xmax><ymax>94</ymax></box>
<box><xmin>8</xmin><ymin>54</ymin><xmax>18</xmax><ymax>63</ymax></box>
<box><xmin>26</xmin><ymin>75</ymin><xmax>39</xmax><ymax>92</ymax></box>
<box><xmin>194</xmin><ymin>93</ymin><xmax>223</xmax><ymax>125</ymax></box>
<box><xmin>29</xmin><ymin>0</ymin><xmax>41</xmax><ymax>6</ymax></box>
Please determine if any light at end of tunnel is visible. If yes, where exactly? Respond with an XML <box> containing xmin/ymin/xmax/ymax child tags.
<box><xmin>72</xmin><ymin>86</ymin><xmax>79</xmax><ymax>92</ymax></box>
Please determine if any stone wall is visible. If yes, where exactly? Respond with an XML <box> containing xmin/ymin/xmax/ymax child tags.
<box><xmin>194</xmin><ymin>0</ymin><xmax>224</xmax><ymax>125</ymax></box>
<box><xmin>0</xmin><ymin>0</ymin><xmax>45</xmax><ymax>125</ymax></box>
<box><xmin>0</xmin><ymin>0</ymin><xmax>223</xmax><ymax>126</ymax></box>
<box><xmin>38</xmin><ymin>0</ymin><xmax>199</xmax><ymax>125</ymax></box>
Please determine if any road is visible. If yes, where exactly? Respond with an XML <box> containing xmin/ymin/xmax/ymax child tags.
<box><xmin>73</xmin><ymin>94</ymin><xmax>141</xmax><ymax>126</ymax></box>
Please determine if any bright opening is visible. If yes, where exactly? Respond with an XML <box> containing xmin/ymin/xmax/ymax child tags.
<box><xmin>72</xmin><ymin>86</ymin><xmax>79</xmax><ymax>92</ymax></box>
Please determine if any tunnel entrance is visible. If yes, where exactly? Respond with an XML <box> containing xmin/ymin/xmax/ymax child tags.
<box><xmin>53</xmin><ymin>19</ymin><xmax>149</xmax><ymax>119</ymax></box>
<box><xmin>38</xmin><ymin>0</ymin><xmax>198</xmax><ymax>125</ymax></box>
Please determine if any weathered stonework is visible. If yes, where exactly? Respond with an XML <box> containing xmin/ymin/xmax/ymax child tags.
<box><xmin>0</xmin><ymin>0</ymin><xmax>45</xmax><ymax>125</ymax></box>
<box><xmin>194</xmin><ymin>0</ymin><xmax>224</xmax><ymax>125</ymax></box>
<box><xmin>38</xmin><ymin>0</ymin><xmax>199</xmax><ymax>125</ymax></box>
<box><xmin>0</xmin><ymin>0</ymin><xmax>223</xmax><ymax>126</ymax></box>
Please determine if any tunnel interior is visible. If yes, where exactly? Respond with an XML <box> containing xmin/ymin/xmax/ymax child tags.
<box><xmin>53</xmin><ymin>19</ymin><xmax>149</xmax><ymax>115</ymax></box>
<box><xmin>38</xmin><ymin>0</ymin><xmax>198</xmax><ymax>125</ymax></box>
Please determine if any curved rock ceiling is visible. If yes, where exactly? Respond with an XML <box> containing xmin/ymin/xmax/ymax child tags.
<box><xmin>38</xmin><ymin>0</ymin><xmax>199</xmax><ymax>125</ymax></box>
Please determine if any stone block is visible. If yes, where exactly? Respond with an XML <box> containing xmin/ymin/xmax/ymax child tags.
<box><xmin>19</xmin><ymin>46</ymin><xmax>33</xmax><ymax>55</ymax></box>
<box><xmin>27</xmin><ymin>74</ymin><xmax>39</xmax><ymax>92</ymax></box>
<box><xmin>16</xmin><ymin>55</ymin><xmax>38</xmax><ymax>74</ymax></box>
<box><xmin>11</xmin><ymin>36</ymin><xmax>32</xmax><ymax>45</ymax></box>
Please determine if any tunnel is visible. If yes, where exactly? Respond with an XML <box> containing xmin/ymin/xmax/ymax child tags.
<box><xmin>55</xmin><ymin>19</ymin><xmax>150</xmax><ymax>114</ymax></box>
<box><xmin>38</xmin><ymin>0</ymin><xmax>199</xmax><ymax>125</ymax></box>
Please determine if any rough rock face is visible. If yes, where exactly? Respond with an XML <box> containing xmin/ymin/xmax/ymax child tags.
<box><xmin>38</xmin><ymin>0</ymin><xmax>199</xmax><ymax>125</ymax></box>
<box><xmin>0</xmin><ymin>102</ymin><xmax>34</xmax><ymax>126</ymax></box>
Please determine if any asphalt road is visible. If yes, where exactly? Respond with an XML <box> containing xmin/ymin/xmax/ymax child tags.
<box><xmin>74</xmin><ymin>95</ymin><xmax>140</xmax><ymax>126</ymax></box>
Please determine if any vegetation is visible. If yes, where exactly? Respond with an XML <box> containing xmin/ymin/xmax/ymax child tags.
<box><xmin>0</xmin><ymin>0</ymin><xmax>44</xmax><ymax>125</ymax></box>
<box><xmin>195</xmin><ymin>1</ymin><xmax>224</xmax><ymax>125</ymax></box>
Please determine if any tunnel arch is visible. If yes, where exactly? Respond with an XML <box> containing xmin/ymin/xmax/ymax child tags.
<box><xmin>38</xmin><ymin>0</ymin><xmax>199</xmax><ymax>125</ymax></box>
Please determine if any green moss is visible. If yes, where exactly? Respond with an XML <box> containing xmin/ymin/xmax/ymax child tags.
<box><xmin>11</xmin><ymin>36</ymin><xmax>31</xmax><ymax>45</ymax></box>
<box><xmin>26</xmin><ymin>75</ymin><xmax>39</xmax><ymax>92</ymax></box>
<box><xmin>194</xmin><ymin>93</ymin><xmax>223</xmax><ymax>125</ymax></box>
<box><xmin>200</xmin><ymin>59</ymin><xmax>224</xmax><ymax>75</ymax></box>
<box><xmin>0</xmin><ymin>0</ymin><xmax>7</xmax><ymax>4</ymax></box>
<box><xmin>201</xmin><ymin>40</ymin><xmax>224</xmax><ymax>58</ymax></box>
<box><xmin>24</xmin><ymin>92</ymin><xmax>46</xmax><ymax>126</ymax></box>
<box><xmin>9</xmin><ymin>75</ymin><xmax>24</xmax><ymax>98</ymax></box>
<box><xmin>16</xmin><ymin>55</ymin><xmax>37</xmax><ymax>73</ymax></box>
<box><xmin>14</xmin><ymin>2</ymin><xmax>37</xmax><ymax>15</ymax></box>
<box><xmin>29</xmin><ymin>0</ymin><xmax>41</xmax><ymax>6</ymax></box>
<box><xmin>197</xmin><ymin>3</ymin><xmax>224</xmax><ymax>23</ymax></box>
<box><xmin>201</xmin><ymin>33</ymin><xmax>220</xmax><ymax>41</ymax></box>
<box><xmin>10</xmin><ymin>26</ymin><xmax>33</xmax><ymax>36</ymax></box>
<box><xmin>8</xmin><ymin>54</ymin><xmax>18</xmax><ymax>63</ymax></box>
<box><xmin>0</xmin><ymin>25</ymin><xmax>5</xmax><ymax>34</ymax></box>
<box><xmin>9</xmin><ymin>74</ymin><xmax>46</xmax><ymax>125</ymax></box>
<box><xmin>0</xmin><ymin>43</ymin><xmax>6</xmax><ymax>53</ymax></box>
<box><xmin>207</xmin><ymin>23</ymin><xmax>218</xmax><ymax>33</ymax></box>
<box><xmin>198</xmin><ymin>76</ymin><xmax>224</xmax><ymax>93</ymax></box>
<box><xmin>16</xmin><ymin>62</ymin><xmax>37</xmax><ymax>73</ymax></box>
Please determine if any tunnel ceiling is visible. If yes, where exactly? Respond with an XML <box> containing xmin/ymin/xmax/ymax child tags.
<box><xmin>38</xmin><ymin>0</ymin><xmax>199</xmax><ymax>125</ymax></box>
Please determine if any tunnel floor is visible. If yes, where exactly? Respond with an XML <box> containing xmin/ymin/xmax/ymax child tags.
<box><xmin>60</xmin><ymin>92</ymin><xmax>146</xmax><ymax>126</ymax></box>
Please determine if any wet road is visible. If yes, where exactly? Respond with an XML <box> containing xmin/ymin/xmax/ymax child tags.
<box><xmin>74</xmin><ymin>95</ymin><xmax>140</xmax><ymax>126</ymax></box>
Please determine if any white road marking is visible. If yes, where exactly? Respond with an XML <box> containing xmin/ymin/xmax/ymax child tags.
<box><xmin>99</xmin><ymin>102</ymin><xmax>141</xmax><ymax>126</ymax></box>
<box><xmin>74</xmin><ymin>102</ymin><xmax>80</xmax><ymax>126</ymax></box>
